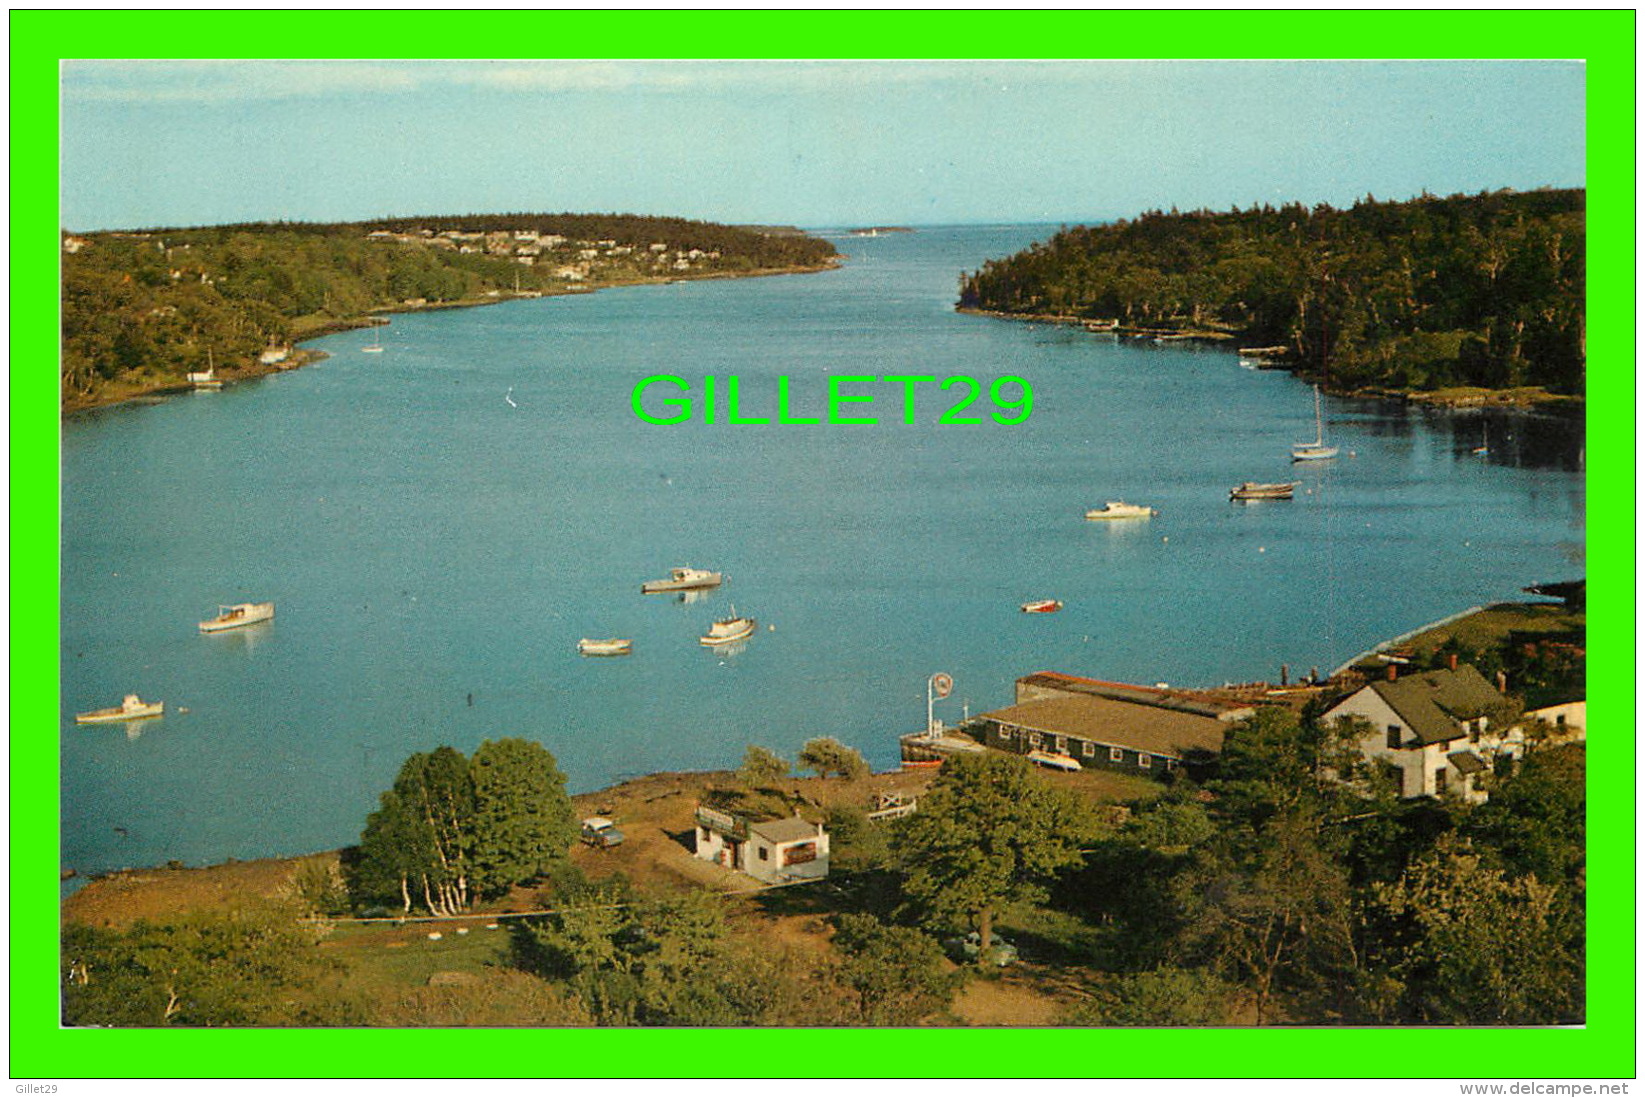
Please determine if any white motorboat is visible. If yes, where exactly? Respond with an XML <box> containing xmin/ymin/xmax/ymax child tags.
<box><xmin>1290</xmin><ymin>385</ymin><xmax>1338</xmax><ymax>461</ymax></box>
<box><xmin>1085</xmin><ymin>501</ymin><xmax>1156</xmax><ymax>520</ymax></box>
<box><xmin>641</xmin><ymin>566</ymin><xmax>723</xmax><ymax>594</ymax></box>
<box><xmin>199</xmin><ymin>601</ymin><xmax>275</xmax><ymax>633</ymax></box>
<box><xmin>700</xmin><ymin>610</ymin><xmax>756</xmax><ymax>646</ymax></box>
<box><xmin>577</xmin><ymin>638</ymin><xmax>633</xmax><ymax>657</ymax></box>
<box><xmin>76</xmin><ymin>694</ymin><xmax>164</xmax><ymax>724</ymax></box>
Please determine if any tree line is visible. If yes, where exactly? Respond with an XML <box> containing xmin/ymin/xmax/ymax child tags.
<box><xmin>958</xmin><ymin>188</ymin><xmax>1585</xmax><ymax>395</ymax></box>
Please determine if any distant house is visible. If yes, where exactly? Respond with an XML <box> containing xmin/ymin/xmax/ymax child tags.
<box><xmin>694</xmin><ymin>805</ymin><xmax>829</xmax><ymax>885</ymax></box>
<box><xmin>1322</xmin><ymin>662</ymin><xmax>1517</xmax><ymax>803</ymax></box>
<box><xmin>973</xmin><ymin>672</ymin><xmax>1253</xmax><ymax>778</ymax></box>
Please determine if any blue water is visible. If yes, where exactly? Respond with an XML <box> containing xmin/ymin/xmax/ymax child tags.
<box><xmin>60</xmin><ymin>225</ymin><xmax>1586</xmax><ymax>880</ymax></box>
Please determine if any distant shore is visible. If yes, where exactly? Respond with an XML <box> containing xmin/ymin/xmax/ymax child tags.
<box><xmin>61</xmin><ymin>260</ymin><xmax>838</xmax><ymax>416</ymax></box>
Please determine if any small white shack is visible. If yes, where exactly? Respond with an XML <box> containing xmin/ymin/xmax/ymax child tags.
<box><xmin>694</xmin><ymin>805</ymin><xmax>829</xmax><ymax>885</ymax></box>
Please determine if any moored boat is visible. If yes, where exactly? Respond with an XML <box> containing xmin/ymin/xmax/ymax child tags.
<box><xmin>641</xmin><ymin>566</ymin><xmax>723</xmax><ymax>594</ymax></box>
<box><xmin>700</xmin><ymin>611</ymin><xmax>756</xmax><ymax>646</ymax></box>
<box><xmin>1230</xmin><ymin>482</ymin><xmax>1299</xmax><ymax>501</ymax></box>
<box><xmin>1020</xmin><ymin>599</ymin><xmax>1063</xmax><ymax>613</ymax></box>
<box><xmin>199</xmin><ymin>601</ymin><xmax>275</xmax><ymax>633</ymax></box>
<box><xmin>76</xmin><ymin>694</ymin><xmax>164</xmax><ymax>724</ymax></box>
<box><xmin>1085</xmin><ymin>501</ymin><xmax>1156</xmax><ymax>520</ymax></box>
<box><xmin>1290</xmin><ymin>385</ymin><xmax>1338</xmax><ymax>461</ymax></box>
<box><xmin>577</xmin><ymin>638</ymin><xmax>633</xmax><ymax>657</ymax></box>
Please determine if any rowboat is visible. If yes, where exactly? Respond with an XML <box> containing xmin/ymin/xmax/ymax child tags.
<box><xmin>641</xmin><ymin>567</ymin><xmax>723</xmax><ymax>594</ymax></box>
<box><xmin>700</xmin><ymin>611</ymin><xmax>756</xmax><ymax>646</ymax></box>
<box><xmin>577</xmin><ymin>638</ymin><xmax>633</xmax><ymax>657</ymax></box>
<box><xmin>76</xmin><ymin>694</ymin><xmax>164</xmax><ymax>724</ymax></box>
<box><xmin>1230</xmin><ymin>482</ymin><xmax>1298</xmax><ymax>501</ymax></box>
<box><xmin>1027</xmin><ymin>749</ymin><xmax>1082</xmax><ymax>772</ymax></box>
<box><xmin>1020</xmin><ymin>599</ymin><xmax>1063</xmax><ymax>613</ymax></box>
<box><xmin>1085</xmin><ymin>501</ymin><xmax>1156</xmax><ymax>520</ymax></box>
<box><xmin>199</xmin><ymin>601</ymin><xmax>275</xmax><ymax>633</ymax></box>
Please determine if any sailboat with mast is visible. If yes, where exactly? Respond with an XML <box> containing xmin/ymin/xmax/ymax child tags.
<box><xmin>1290</xmin><ymin>384</ymin><xmax>1338</xmax><ymax>461</ymax></box>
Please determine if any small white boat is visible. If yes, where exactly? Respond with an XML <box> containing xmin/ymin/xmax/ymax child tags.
<box><xmin>199</xmin><ymin>601</ymin><xmax>275</xmax><ymax>633</ymax></box>
<box><xmin>1085</xmin><ymin>501</ymin><xmax>1156</xmax><ymax>520</ymax></box>
<box><xmin>700</xmin><ymin>610</ymin><xmax>756</xmax><ymax>646</ymax></box>
<box><xmin>642</xmin><ymin>566</ymin><xmax>723</xmax><ymax>594</ymax></box>
<box><xmin>1027</xmin><ymin>749</ymin><xmax>1082</xmax><ymax>772</ymax></box>
<box><xmin>1290</xmin><ymin>385</ymin><xmax>1338</xmax><ymax>461</ymax></box>
<box><xmin>577</xmin><ymin>638</ymin><xmax>633</xmax><ymax>657</ymax></box>
<box><xmin>188</xmin><ymin>349</ymin><xmax>224</xmax><ymax>389</ymax></box>
<box><xmin>76</xmin><ymin>694</ymin><xmax>164</xmax><ymax>724</ymax></box>
<box><xmin>1021</xmin><ymin>599</ymin><xmax>1063</xmax><ymax>614</ymax></box>
<box><xmin>1230</xmin><ymin>482</ymin><xmax>1299</xmax><ymax>501</ymax></box>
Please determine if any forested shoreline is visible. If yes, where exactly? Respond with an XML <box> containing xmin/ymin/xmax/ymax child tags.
<box><xmin>958</xmin><ymin>189</ymin><xmax>1585</xmax><ymax>398</ymax></box>
<box><xmin>60</xmin><ymin>213</ymin><xmax>839</xmax><ymax>411</ymax></box>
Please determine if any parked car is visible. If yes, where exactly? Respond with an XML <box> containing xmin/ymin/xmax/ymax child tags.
<box><xmin>580</xmin><ymin>817</ymin><xmax>625</xmax><ymax>849</ymax></box>
<box><xmin>944</xmin><ymin>930</ymin><xmax>1018</xmax><ymax>967</ymax></box>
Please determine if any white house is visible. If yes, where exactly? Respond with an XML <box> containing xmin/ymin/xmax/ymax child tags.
<box><xmin>1322</xmin><ymin>662</ymin><xmax>1518</xmax><ymax>804</ymax></box>
<box><xmin>694</xmin><ymin>805</ymin><xmax>829</xmax><ymax>885</ymax></box>
<box><xmin>1525</xmin><ymin>700</ymin><xmax>1586</xmax><ymax>740</ymax></box>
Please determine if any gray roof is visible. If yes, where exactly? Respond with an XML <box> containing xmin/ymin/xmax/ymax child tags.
<box><xmin>749</xmin><ymin>816</ymin><xmax>822</xmax><ymax>845</ymax></box>
<box><xmin>1371</xmin><ymin>665</ymin><xmax>1507</xmax><ymax>746</ymax></box>
<box><xmin>1018</xmin><ymin>672</ymin><xmax>1253</xmax><ymax>721</ymax></box>
<box><xmin>1447</xmin><ymin>750</ymin><xmax>1489</xmax><ymax>775</ymax></box>
<box><xmin>981</xmin><ymin>694</ymin><xmax>1226</xmax><ymax>759</ymax></box>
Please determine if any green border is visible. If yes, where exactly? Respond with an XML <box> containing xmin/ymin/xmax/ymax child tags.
<box><xmin>14</xmin><ymin>10</ymin><xmax>1634</xmax><ymax>1080</ymax></box>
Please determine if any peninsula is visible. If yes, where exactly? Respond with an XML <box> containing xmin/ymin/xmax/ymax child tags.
<box><xmin>957</xmin><ymin>189</ymin><xmax>1585</xmax><ymax>405</ymax></box>
<box><xmin>60</xmin><ymin>213</ymin><xmax>840</xmax><ymax>412</ymax></box>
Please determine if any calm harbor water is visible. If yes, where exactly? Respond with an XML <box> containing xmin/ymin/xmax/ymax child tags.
<box><xmin>60</xmin><ymin>225</ymin><xmax>1585</xmax><ymax>881</ymax></box>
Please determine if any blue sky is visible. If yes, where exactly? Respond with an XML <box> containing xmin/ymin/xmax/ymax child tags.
<box><xmin>60</xmin><ymin>60</ymin><xmax>1585</xmax><ymax>232</ymax></box>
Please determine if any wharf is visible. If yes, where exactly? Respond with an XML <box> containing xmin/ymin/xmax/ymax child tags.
<box><xmin>900</xmin><ymin>727</ymin><xmax>986</xmax><ymax>767</ymax></box>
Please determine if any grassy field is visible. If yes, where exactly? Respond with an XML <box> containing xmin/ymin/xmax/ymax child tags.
<box><xmin>1396</xmin><ymin>601</ymin><xmax>1583</xmax><ymax>659</ymax></box>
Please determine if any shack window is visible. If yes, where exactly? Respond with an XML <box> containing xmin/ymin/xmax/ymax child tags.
<box><xmin>1109</xmin><ymin>746</ymin><xmax>1124</xmax><ymax>762</ymax></box>
<box><xmin>782</xmin><ymin>842</ymin><xmax>817</xmax><ymax>867</ymax></box>
<box><xmin>757</xmin><ymin>846</ymin><xmax>769</xmax><ymax>861</ymax></box>
<box><xmin>1165</xmin><ymin>758</ymin><xmax>1177</xmax><ymax>771</ymax></box>
<box><xmin>1027</xmin><ymin>732</ymin><xmax>1041</xmax><ymax>748</ymax></box>
<box><xmin>1434</xmin><ymin>769</ymin><xmax>1447</xmax><ymax>794</ymax></box>
<box><xmin>999</xmin><ymin>726</ymin><xmax>1013</xmax><ymax>741</ymax></box>
<box><xmin>1138</xmin><ymin>754</ymin><xmax>1152</xmax><ymax>769</ymax></box>
<box><xmin>1386</xmin><ymin>725</ymin><xmax>1402</xmax><ymax>749</ymax></box>
<box><xmin>1081</xmin><ymin>741</ymin><xmax>1095</xmax><ymax>758</ymax></box>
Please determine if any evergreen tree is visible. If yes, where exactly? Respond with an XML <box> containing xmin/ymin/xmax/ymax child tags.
<box><xmin>895</xmin><ymin>752</ymin><xmax>1096</xmax><ymax>955</ymax></box>
<box><xmin>468</xmin><ymin>737</ymin><xmax>579</xmax><ymax>898</ymax></box>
